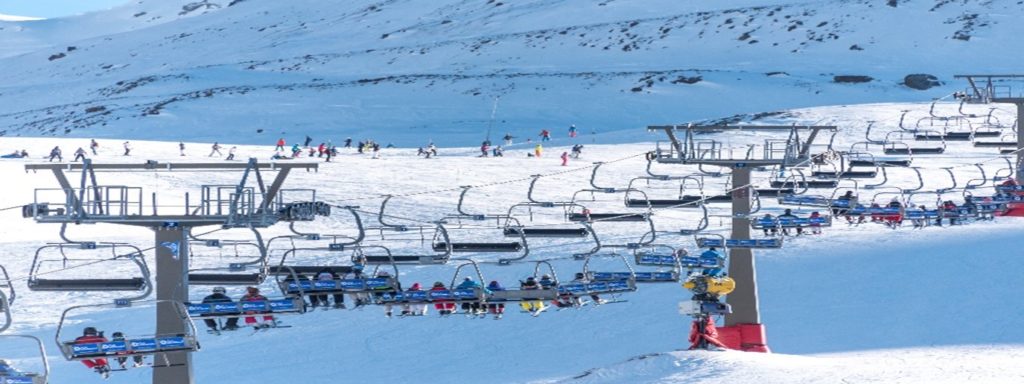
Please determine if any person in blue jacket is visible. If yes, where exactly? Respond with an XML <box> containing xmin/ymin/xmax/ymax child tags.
<box><xmin>699</xmin><ymin>247</ymin><xmax>726</xmax><ymax>277</ymax></box>
<box><xmin>486</xmin><ymin>280</ymin><xmax>505</xmax><ymax>319</ymax></box>
<box><xmin>456</xmin><ymin>277</ymin><xmax>488</xmax><ymax>316</ymax></box>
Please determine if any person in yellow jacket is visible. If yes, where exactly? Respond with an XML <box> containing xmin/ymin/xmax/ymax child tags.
<box><xmin>519</xmin><ymin>277</ymin><xmax>546</xmax><ymax>313</ymax></box>
<box><xmin>534</xmin><ymin>144</ymin><xmax>543</xmax><ymax>158</ymax></box>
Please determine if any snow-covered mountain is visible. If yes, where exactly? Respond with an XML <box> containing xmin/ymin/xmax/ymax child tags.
<box><xmin>1</xmin><ymin>0</ymin><xmax>1022</xmax><ymax>145</ymax></box>
<box><xmin>0</xmin><ymin>14</ymin><xmax>43</xmax><ymax>22</ymax></box>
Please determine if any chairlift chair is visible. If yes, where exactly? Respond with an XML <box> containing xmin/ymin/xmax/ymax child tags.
<box><xmin>187</xmin><ymin>240</ymin><xmax>267</xmax><ymax>286</ymax></box>
<box><xmin>568</xmin><ymin>253</ymin><xmax>639</xmax><ymax>294</ymax></box>
<box><xmin>28</xmin><ymin>240</ymin><xmax>152</xmax><ymax>300</ymax></box>
<box><xmin>0</xmin><ymin>335</ymin><xmax>50</xmax><ymax>384</ymax></box>
<box><xmin>361</xmin><ymin>224</ymin><xmax>452</xmax><ymax>264</ymax></box>
<box><xmin>56</xmin><ymin>301</ymin><xmax>200</xmax><ymax>366</ymax></box>
<box><xmin>378</xmin><ymin>259</ymin><xmax>487</xmax><ymax>306</ymax></box>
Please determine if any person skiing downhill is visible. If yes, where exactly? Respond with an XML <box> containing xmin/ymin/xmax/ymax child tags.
<box><xmin>209</xmin><ymin>142</ymin><xmax>222</xmax><ymax>157</ymax></box>
<box><xmin>73</xmin><ymin>147</ymin><xmax>87</xmax><ymax>162</ymax></box>
<box><xmin>344</xmin><ymin>137</ymin><xmax>352</xmax><ymax>148</ymax></box>
<box><xmin>539</xmin><ymin>129</ymin><xmax>551</xmax><ymax>142</ymax></box>
<box><xmin>90</xmin><ymin>139</ymin><xmax>99</xmax><ymax>155</ymax></box>
<box><xmin>226</xmin><ymin>146</ymin><xmax>237</xmax><ymax>161</ymax></box>
<box><xmin>534</xmin><ymin>144</ymin><xmax>543</xmax><ymax>158</ymax></box>
<box><xmin>503</xmin><ymin>133</ymin><xmax>514</xmax><ymax>146</ymax></box>
<box><xmin>275</xmin><ymin>138</ymin><xmax>286</xmax><ymax>151</ymax></box>
<box><xmin>317</xmin><ymin>143</ymin><xmax>326</xmax><ymax>157</ymax></box>
<box><xmin>179</xmin><ymin>142</ymin><xmax>186</xmax><ymax>156</ymax></box>
<box><xmin>560</xmin><ymin>151</ymin><xmax>569</xmax><ymax>166</ymax></box>
<box><xmin>74</xmin><ymin>327</ymin><xmax>111</xmax><ymax>378</ymax></box>
<box><xmin>48</xmin><ymin>146</ymin><xmax>62</xmax><ymax>162</ymax></box>
<box><xmin>122</xmin><ymin>141</ymin><xmax>131</xmax><ymax>156</ymax></box>
<box><xmin>569</xmin><ymin>124</ymin><xmax>578</xmax><ymax>138</ymax></box>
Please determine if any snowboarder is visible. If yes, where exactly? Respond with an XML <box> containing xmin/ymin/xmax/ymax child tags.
<box><xmin>73</xmin><ymin>147</ymin><xmax>87</xmax><ymax>162</ymax></box>
<box><xmin>179</xmin><ymin>142</ymin><xmax>186</xmax><ymax>156</ymax></box>
<box><xmin>90</xmin><ymin>139</ymin><xmax>99</xmax><ymax>155</ymax></box>
<box><xmin>74</xmin><ymin>327</ymin><xmax>111</xmax><ymax>378</ymax></box>
<box><xmin>304</xmin><ymin>135</ymin><xmax>313</xmax><ymax>147</ymax></box>
<box><xmin>534</xmin><ymin>144</ymin><xmax>543</xmax><ymax>158</ymax></box>
<box><xmin>226</xmin><ymin>146</ymin><xmax>237</xmax><ymax>161</ymax></box>
<box><xmin>431</xmin><ymin>281</ymin><xmax>456</xmax><ymax>316</ymax></box>
<box><xmin>275</xmin><ymin>138</ymin><xmax>286</xmax><ymax>151</ymax></box>
<box><xmin>48</xmin><ymin>146</ymin><xmax>62</xmax><ymax>162</ymax></box>
<box><xmin>486</xmin><ymin>280</ymin><xmax>505</xmax><ymax>319</ymax></box>
<box><xmin>209</xmin><ymin>142</ymin><xmax>222</xmax><ymax>157</ymax></box>
<box><xmin>569</xmin><ymin>124</ymin><xmax>578</xmax><ymax>138</ymax></box>
<box><xmin>571</xmin><ymin>144</ymin><xmax>583</xmax><ymax>158</ymax></box>
<box><xmin>201</xmin><ymin>287</ymin><xmax>239</xmax><ymax>332</ymax></box>
<box><xmin>560</xmin><ymin>151</ymin><xmax>569</xmax><ymax>166</ymax></box>
<box><xmin>111</xmin><ymin>332</ymin><xmax>145</xmax><ymax>368</ymax></box>
<box><xmin>519</xmin><ymin>277</ymin><xmax>546</xmax><ymax>314</ymax></box>
<box><xmin>503</xmin><ymin>133</ymin><xmax>514</xmax><ymax>146</ymax></box>
<box><xmin>492</xmin><ymin>146</ymin><xmax>504</xmax><ymax>157</ymax></box>
<box><xmin>241</xmin><ymin>286</ymin><xmax>275</xmax><ymax>329</ymax></box>
<box><xmin>372</xmin><ymin>143</ymin><xmax>381</xmax><ymax>159</ymax></box>
<box><xmin>344</xmin><ymin>137</ymin><xmax>352</xmax><ymax>148</ymax></box>
<box><xmin>122</xmin><ymin>141</ymin><xmax>131</xmax><ymax>156</ymax></box>
<box><xmin>290</xmin><ymin>143</ymin><xmax>301</xmax><ymax>158</ymax></box>
<box><xmin>539</xmin><ymin>129</ymin><xmax>551</xmax><ymax>142</ymax></box>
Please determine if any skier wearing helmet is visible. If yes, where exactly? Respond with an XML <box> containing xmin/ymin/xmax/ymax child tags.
<box><xmin>241</xmin><ymin>286</ymin><xmax>275</xmax><ymax>329</ymax></box>
<box><xmin>201</xmin><ymin>286</ymin><xmax>239</xmax><ymax>332</ymax></box>
<box><xmin>74</xmin><ymin>327</ymin><xmax>110</xmax><ymax>378</ymax></box>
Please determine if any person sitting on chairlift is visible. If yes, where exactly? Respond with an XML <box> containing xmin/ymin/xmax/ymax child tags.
<box><xmin>760</xmin><ymin>213</ymin><xmax>777</xmax><ymax>236</ymax></box>
<box><xmin>431</xmin><ymin>281</ymin><xmax>456</xmax><ymax>316</ymax></box>
<box><xmin>112</xmin><ymin>332</ymin><xmax>145</xmax><ymax>369</ymax></box>
<box><xmin>699</xmin><ymin>248</ymin><xmax>726</xmax><ymax>277</ymax></box>
<box><xmin>455</xmin><ymin>277</ymin><xmax>486</xmax><ymax>316</ymax></box>
<box><xmin>486</xmin><ymin>281</ymin><xmax>505</xmax><ymax>319</ymax></box>
<box><xmin>402</xmin><ymin>282</ymin><xmax>428</xmax><ymax>316</ymax></box>
<box><xmin>519</xmin><ymin>277</ymin><xmax>546</xmax><ymax>314</ymax></box>
<box><xmin>778</xmin><ymin>209</ymin><xmax>802</xmax><ymax>235</ymax></box>
<box><xmin>202</xmin><ymin>286</ymin><xmax>239</xmax><ymax>332</ymax></box>
<box><xmin>74</xmin><ymin>327</ymin><xmax>111</xmax><ymax>378</ymax></box>
<box><xmin>314</xmin><ymin>267</ymin><xmax>345</xmax><ymax>309</ymax></box>
<box><xmin>241</xmin><ymin>287</ymin><xmax>275</xmax><ymax>329</ymax></box>
<box><xmin>808</xmin><ymin>211</ymin><xmax>823</xmax><ymax>235</ymax></box>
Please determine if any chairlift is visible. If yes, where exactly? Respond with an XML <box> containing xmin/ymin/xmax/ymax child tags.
<box><xmin>484</xmin><ymin>261</ymin><xmax>562</xmax><ymax>303</ymax></box>
<box><xmin>695</xmin><ymin>234</ymin><xmax>782</xmax><ymax>249</ymax></box>
<box><xmin>187</xmin><ymin>235</ymin><xmax>267</xmax><ymax>287</ymax></box>
<box><xmin>623</xmin><ymin>172</ymin><xmax>716</xmax><ymax>208</ymax></box>
<box><xmin>0</xmin><ymin>290</ymin><xmax>10</xmax><ymax>334</ymax></box>
<box><xmin>564</xmin><ymin>253</ymin><xmax>637</xmax><ymax>295</ymax></box>
<box><xmin>0</xmin><ymin>334</ymin><xmax>49</xmax><ymax>384</ymax></box>
<box><xmin>277</xmin><ymin>246</ymin><xmax>400</xmax><ymax>298</ymax></box>
<box><xmin>361</xmin><ymin>223</ymin><xmax>452</xmax><ymax>264</ymax></box>
<box><xmin>377</xmin><ymin>259</ymin><xmax>487</xmax><ymax>306</ymax></box>
<box><xmin>28</xmin><ymin>226</ymin><xmax>152</xmax><ymax>300</ymax></box>
<box><xmin>770</xmin><ymin>168</ymin><xmax>839</xmax><ymax>189</ymax></box>
<box><xmin>56</xmin><ymin>301</ymin><xmax>200</xmax><ymax>366</ymax></box>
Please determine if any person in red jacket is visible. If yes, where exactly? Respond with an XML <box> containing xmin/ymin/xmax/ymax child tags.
<box><xmin>241</xmin><ymin>287</ymin><xmax>276</xmax><ymax>329</ymax></box>
<box><xmin>317</xmin><ymin>143</ymin><xmax>326</xmax><ymax>157</ymax></box>
<box><xmin>430</xmin><ymin>281</ymin><xmax>456</xmax><ymax>316</ymax></box>
<box><xmin>74</xmin><ymin>327</ymin><xmax>111</xmax><ymax>378</ymax></box>
<box><xmin>275</xmin><ymin>138</ymin><xmax>286</xmax><ymax>151</ymax></box>
<box><xmin>560</xmin><ymin>151</ymin><xmax>569</xmax><ymax>166</ymax></box>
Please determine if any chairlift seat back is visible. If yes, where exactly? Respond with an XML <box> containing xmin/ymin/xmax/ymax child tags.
<box><xmin>433</xmin><ymin>242</ymin><xmax>523</xmax><ymax>253</ymax></box>
<box><xmin>753</xmin><ymin>188</ymin><xmax>794</xmax><ymax>197</ymax></box>
<box><xmin>635</xmin><ymin>253</ymin><xmax>678</xmax><ymax>266</ymax></box>
<box><xmin>29</xmin><ymin>278</ymin><xmax>146</xmax><ymax>291</ymax></box>
<box><xmin>971</xmin><ymin>131</ymin><xmax>1001</xmax><ymax>138</ymax></box>
<box><xmin>696</xmin><ymin>238</ymin><xmax>783</xmax><ymax>249</ymax></box>
<box><xmin>487</xmin><ymin>289</ymin><xmax>559</xmax><ymax>301</ymax></box>
<box><xmin>1</xmin><ymin>375</ymin><xmax>45</xmax><ymax>384</ymax></box>
<box><xmin>503</xmin><ymin>227</ymin><xmax>590</xmax><ymax>238</ymax></box>
<box><xmin>974</xmin><ymin>141</ymin><xmax>1015</xmax><ymax>147</ymax></box>
<box><xmin>849</xmin><ymin>159</ymin><xmax>911</xmax><ymax>167</ymax></box>
<box><xmin>996</xmin><ymin>185</ymin><xmax>1024</xmax><ymax>192</ymax></box>
<box><xmin>884</xmin><ymin>147</ymin><xmax>944</xmax><ymax>155</ymax></box>
<box><xmin>568</xmin><ymin>213</ymin><xmax>649</xmax><ymax>222</ymax></box>
<box><xmin>558</xmin><ymin>280</ymin><xmax>635</xmax><ymax>295</ymax></box>
<box><xmin>188</xmin><ymin>273</ymin><xmax>262</xmax><ymax>286</ymax></box>
<box><xmin>361</xmin><ymin>255</ymin><xmax>446</xmax><ymax>264</ymax></box>
<box><xmin>680</xmin><ymin>256</ymin><xmax>721</xmax><ymax>269</ymax></box>
<box><xmin>751</xmin><ymin>216</ymin><xmax>832</xmax><ymax>229</ymax></box>
<box><xmin>63</xmin><ymin>335</ymin><xmax>198</xmax><ymax>360</ymax></box>
<box><xmin>267</xmin><ymin>265</ymin><xmax>354</xmax><ymax>276</ymax></box>
<box><xmin>769</xmin><ymin>180</ymin><xmax>838</xmax><ymax>189</ymax></box>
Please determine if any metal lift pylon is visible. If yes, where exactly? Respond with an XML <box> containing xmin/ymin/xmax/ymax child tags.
<box><xmin>23</xmin><ymin>158</ymin><xmax>318</xmax><ymax>384</ymax></box>
<box><xmin>649</xmin><ymin>124</ymin><xmax>837</xmax><ymax>352</ymax></box>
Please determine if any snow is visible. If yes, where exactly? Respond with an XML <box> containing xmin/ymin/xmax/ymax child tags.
<box><xmin>0</xmin><ymin>14</ymin><xmax>43</xmax><ymax>22</ymax></box>
<box><xmin>1</xmin><ymin>101</ymin><xmax>1023</xmax><ymax>383</ymax></box>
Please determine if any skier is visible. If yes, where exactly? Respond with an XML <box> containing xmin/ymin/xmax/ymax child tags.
<box><xmin>480</xmin><ymin>141</ymin><xmax>490</xmax><ymax>157</ymax></box>
<box><xmin>401</xmin><ymin>282</ymin><xmax>428</xmax><ymax>316</ymax></box>
<box><xmin>372</xmin><ymin>143</ymin><xmax>381</xmax><ymax>159</ymax></box>
<box><xmin>569</xmin><ymin>124</ymin><xmax>578</xmax><ymax>138</ymax></box>
<box><xmin>760</xmin><ymin>213</ymin><xmax>777</xmax><ymax>236</ymax></box>
<box><xmin>539</xmin><ymin>129</ymin><xmax>551</xmax><ymax>142</ymax></box>
<box><xmin>493</xmin><ymin>146</ymin><xmax>504</xmax><ymax>157</ymax></box>
<box><xmin>74</xmin><ymin>327</ymin><xmax>111</xmax><ymax>378</ymax></box>
<box><xmin>560</xmin><ymin>151</ymin><xmax>569</xmax><ymax>166</ymax></box>
<box><xmin>314</xmin><ymin>268</ymin><xmax>344</xmax><ymax>309</ymax></box>
<box><xmin>111</xmin><ymin>332</ymin><xmax>145</xmax><ymax>369</ymax></box>
<box><xmin>72</xmin><ymin>147</ymin><xmax>87</xmax><ymax>162</ymax></box>
<box><xmin>357</xmin><ymin>141</ymin><xmax>364</xmax><ymax>154</ymax></box>
<box><xmin>47</xmin><ymin>146</ymin><xmax>62</xmax><ymax>162</ymax></box>
<box><xmin>201</xmin><ymin>287</ymin><xmax>239</xmax><ymax>332</ymax></box>
<box><xmin>503</xmin><ymin>133</ymin><xmax>514</xmax><ymax>146</ymax></box>
<box><xmin>226</xmin><ymin>146</ymin><xmax>237</xmax><ymax>161</ymax></box>
<box><xmin>519</xmin><ymin>276</ymin><xmax>546</xmax><ymax>314</ymax></box>
<box><xmin>911</xmin><ymin>205</ymin><xmax>928</xmax><ymax>229</ymax></box>
<box><xmin>431</xmin><ymin>281</ymin><xmax>456</xmax><ymax>316</ymax></box>
<box><xmin>90</xmin><ymin>139</ymin><xmax>99</xmax><ymax>155</ymax></box>
<box><xmin>571</xmin><ymin>272</ymin><xmax>604</xmax><ymax>305</ymax></box>
<box><xmin>371</xmin><ymin>270</ymin><xmax>399</xmax><ymax>317</ymax></box>
<box><xmin>534</xmin><ymin>143</ymin><xmax>543</xmax><ymax>158</ymax></box>
<box><xmin>303</xmin><ymin>135</ymin><xmax>312</xmax><ymax>147</ymax></box>
<box><xmin>179</xmin><ymin>142</ymin><xmax>186</xmax><ymax>156</ymax></box>
<box><xmin>456</xmin><ymin>277</ymin><xmax>486</xmax><ymax>316</ymax></box>
<box><xmin>885</xmin><ymin>198</ymin><xmax>904</xmax><ymax>229</ymax></box>
<box><xmin>486</xmin><ymin>280</ymin><xmax>505</xmax><ymax>319</ymax></box>
<box><xmin>344</xmin><ymin>264</ymin><xmax>369</xmax><ymax>307</ymax></box>
<box><xmin>241</xmin><ymin>286</ymin><xmax>275</xmax><ymax>329</ymax></box>
<box><xmin>317</xmin><ymin>143</ymin><xmax>326</xmax><ymax>157</ymax></box>
<box><xmin>699</xmin><ymin>247</ymin><xmax>725</xmax><ymax>277</ymax></box>
<box><xmin>325</xmin><ymin>144</ymin><xmax>333</xmax><ymax>162</ymax></box>
<box><xmin>427</xmin><ymin>143</ymin><xmax>438</xmax><ymax>158</ymax></box>
<box><xmin>941</xmin><ymin>200</ymin><xmax>959</xmax><ymax>226</ymax></box>
<box><xmin>275</xmin><ymin>138</ymin><xmax>286</xmax><ymax>151</ymax></box>
<box><xmin>209</xmin><ymin>142</ymin><xmax>222</xmax><ymax>157</ymax></box>
<box><xmin>571</xmin><ymin>144</ymin><xmax>583</xmax><ymax>158</ymax></box>
<box><xmin>290</xmin><ymin>143</ymin><xmax>301</xmax><ymax>158</ymax></box>
<box><xmin>778</xmin><ymin>209</ymin><xmax>802</xmax><ymax>235</ymax></box>
<box><xmin>122</xmin><ymin>141</ymin><xmax>131</xmax><ymax>156</ymax></box>
<box><xmin>834</xmin><ymin>190</ymin><xmax>855</xmax><ymax>218</ymax></box>
<box><xmin>344</xmin><ymin>137</ymin><xmax>352</xmax><ymax>148</ymax></box>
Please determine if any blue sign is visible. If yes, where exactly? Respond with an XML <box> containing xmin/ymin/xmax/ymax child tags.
<box><xmin>558</xmin><ymin>284</ymin><xmax>586</xmax><ymax>293</ymax></box>
<box><xmin>365</xmin><ymin>278</ymin><xmax>392</xmax><ymax>289</ymax></box>
<box><xmin>130</xmin><ymin>338</ymin><xmax>158</xmax><ymax>352</ymax></box>
<box><xmin>429</xmin><ymin>290</ymin><xmax>453</xmax><ymax>300</ymax></box>
<box><xmin>451</xmin><ymin>289</ymin><xmax>479</xmax><ymax>300</ymax></box>
<box><xmin>2</xmin><ymin>376</ymin><xmax>36</xmax><ymax>384</ymax></box>
<box><xmin>71</xmin><ymin>342</ymin><xmax>101</xmax><ymax>356</ymax></box>
<box><xmin>157</xmin><ymin>337</ymin><xmax>188</xmax><ymax>350</ymax></box>
<box><xmin>638</xmin><ymin>254</ymin><xmax>676</xmax><ymax>265</ymax></box>
<box><xmin>100</xmin><ymin>341</ymin><xmax>128</xmax><ymax>354</ymax></box>
<box><xmin>340</xmin><ymin>280</ymin><xmax>365</xmax><ymax>290</ymax></box>
<box><xmin>269</xmin><ymin>299</ymin><xmax>297</xmax><ymax>311</ymax></box>
<box><xmin>160</xmin><ymin>241</ymin><xmax>180</xmax><ymax>260</ymax></box>
<box><xmin>405</xmin><ymin>291</ymin><xmax>429</xmax><ymax>301</ymax></box>
<box><xmin>241</xmin><ymin>301</ymin><xmax>269</xmax><ymax>312</ymax></box>
<box><xmin>593</xmin><ymin>272</ymin><xmax>632</xmax><ymax>280</ymax></box>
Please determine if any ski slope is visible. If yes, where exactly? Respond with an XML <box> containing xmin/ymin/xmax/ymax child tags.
<box><xmin>1</xmin><ymin>101</ymin><xmax>1023</xmax><ymax>383</ymax></box>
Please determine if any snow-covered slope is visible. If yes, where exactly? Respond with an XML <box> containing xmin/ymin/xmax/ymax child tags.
<box><xmin>1</xmin><ymin>0</ymin><xmax>1022</xmax><ymax>145</ymax></box>
<box><xmin>0</xmin><ymin>102</ymin><xmax>1022</xmax><ymax>383</ymax></box>
<box><xmin>0</xmin><ymin>14</ymin><xmax>43</xmax><ymax>22</ymax></box>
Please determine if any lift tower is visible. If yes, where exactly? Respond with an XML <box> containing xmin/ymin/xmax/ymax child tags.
<box><xmin>649</xmin><ymin>124</ymin><xmax>836</xmax><ymax>351</ymax></box>
<box><xmin>954</xmin><ymin>74</ymin><xmax>1024</xmax><ymax>182</ymax></box>
<box><xmin>23</xmin><ymin>159</ymin><xmax>319</xmax><ymax>384</ymax></box>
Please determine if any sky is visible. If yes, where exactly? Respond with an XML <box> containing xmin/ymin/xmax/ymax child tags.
<box><xmin>0</xmin><ymin>0</ymin><xmax>130</xmax><ymax>18</ymax></box>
